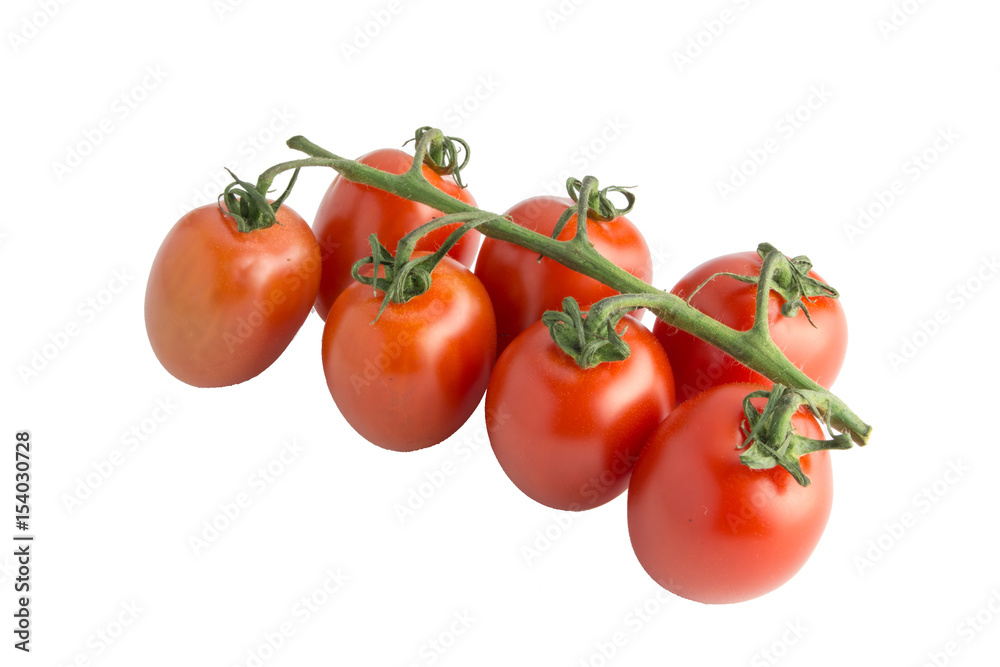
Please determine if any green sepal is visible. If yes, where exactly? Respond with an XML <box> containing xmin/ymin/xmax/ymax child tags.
<box><xmin>739</xmin><ymin>386</ymin><xmax>854</xmax><ymax>486</ymax></box>
<box><xmin>541</xmin><ymin>297</ymin><xmax>631</xmax><ymax>370</ymax></box>
<box><xmin>219</xmin><ymin>167</ymin><xmax>300</xmax><ymax>233</ymax></box>
<box><xmin>685</xmin><ymin>243</ymin><xmax>840</xmax><ymax>328</ymax></box>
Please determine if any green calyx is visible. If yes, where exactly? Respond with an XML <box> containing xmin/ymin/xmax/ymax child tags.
<box><xmin>687</xmin><ymin>243</ymin><xmax>839</xmax><ymax>326</ymax></box>
<box><xmin>350</xmin><ymin>236</ymin><xmax>435</xmax><ymax>322</ymax></box>
<box><xmin>550</xmin><ymin>177</ymin><xmax>637</xmax><ymax>242</ymax></box>
<box><xmin>219</xmin><ymin>167</ymin><xmax>300</xmax><ymax>233</ymax></box>
<box><xmin>350</xmin><ymin>211</ymin><xmax>500</xmax><ymax>322</ymax></box>
<box><xmin>569</xmin><ymin>177</ymin><xmax>636</xmax><ymax>222</ymax></box>
<box><xmin>738</xmin><ymin>385</ymin><xmax>854</xmax><ymax>486</ymax></box>
<box><xmin>405</xmin><ymin>126</ymin><xmax>472</xmax><ymax>188</ymax></box>
<box><xmin>754</xmin><ymin>243</ymin><xmax>839</xmax><ymax>323</ymax></box>
<box><xmin>541</xmin><ymin>296</ymin><xmax>633</xmax><ymax>369</ymax></box>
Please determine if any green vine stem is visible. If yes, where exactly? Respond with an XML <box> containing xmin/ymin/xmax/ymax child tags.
<box><xmin>546</xmin><ymin>289</ymin><xmax>869</xmax><ymax>450</ymax></box>
<box><xmin>232</xmin><ymin>132</ymin><xmax>872</xmax><ymax>448</ymax></box>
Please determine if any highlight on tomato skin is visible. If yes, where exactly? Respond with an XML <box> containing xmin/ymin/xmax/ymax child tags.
<box><xmin>144</xmin><ymin>202</ymin><xmax>321</xmax><ymax>388</ymax></box>
<box><xmin>486</xmin><ymin>316</ymin><xmax>675</xmax><ymax>511</ymax></box>
<box><xmin>321</xmin><ymin>253</ymin><xmax>496</xmax><ymax>453</ymax></box>
<box><xmin>311</xmin><ymin>148</ymin><xmax>480</xmax><ymax>321</ymax></box>
<box><xmin>626</xmin><ymin>383</ymin><xmax>833</xmax><ymax>604</ymax></box>
<box><xmin>653</xmin><ymin>251</ymin><xmax>847</xmax><ymax>403</ymax></box>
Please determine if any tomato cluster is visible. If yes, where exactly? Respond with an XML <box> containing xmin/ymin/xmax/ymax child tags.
<box><xmin>145</xmin><ymin>135</ymin><xmax>850</xmax><ymax>604</ymax></box>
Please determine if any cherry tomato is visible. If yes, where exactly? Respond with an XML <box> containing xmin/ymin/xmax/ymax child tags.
<box><xmin>486</xmin><ymin>317</ymin><xmax>675</xmax><ymax>511</ymax></box>
<box><xmin>627</xmin><ymin>383</ymin><xmax>833</xmax><ymax>604</ymax></box>
<box><xmin>653</xmin><ymin>251</ymin><xmax>847</xmax><ymax>402</ymax></box>
<box><xmin>322</xmin><ymin>254</ymin><xmax>496</xmax><ymax>452</ymax></box>
<box><xmin>474</xmin><ymin>196</ymin><xmax>652</xmax><ymax>355</ymax></box>
<box><xmin>312</xmin><ymin>148</ymin><xmax>479</xmax><ymax>320</ymax></box>
<box><xmin>145</xmin><ymin>203</ymin><xmax>321</xmax><ymax>387</ymax></box>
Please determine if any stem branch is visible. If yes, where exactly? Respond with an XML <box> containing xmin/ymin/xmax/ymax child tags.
<box><xmin>272</xmin><ymin>135</ymin><xmax>871</xmax><ymax>446</ymax></box>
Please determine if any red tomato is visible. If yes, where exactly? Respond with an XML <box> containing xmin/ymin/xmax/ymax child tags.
<box><xmin>486</xmin><ymin>317</ymin><xmax>675</xmax><ymax>511</ymax></box>
<box><xmin>627</xmin><ymin>383</ymin><xmax>833</xmax><ymax>604</ymax></box>
<box><xmin>653</xmin><ymin>251</ymin><xmax>847</xmax><ymax>402</ymax></box>
<box><xmin>312</xmin><ymin>148</ymin><xmax>479</xmax><ymax>320</ymax></box>
<box><xmin>145</xmin><ymin>203</ymin><xmax>321</xmax><ymax>387</ymax></box>
<box><xmin>322</xmin><ymin>254</ymin><xmax>496</xmax><ymax>452</ymax></box>
<box><xmin>474</xmin><ymin>196</ymin><xmax>652</xmax><ymax>355</ymax></box>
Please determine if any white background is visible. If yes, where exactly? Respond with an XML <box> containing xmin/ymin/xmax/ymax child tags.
<box><xmin>3</xmin><ymin>0</ymin><xmax>999</xmax><ymax>665</ymax></box>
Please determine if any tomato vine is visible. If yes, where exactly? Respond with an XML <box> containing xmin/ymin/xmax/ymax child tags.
<box><xmin>225</xmin><ymin>126</ymin><xmax>873</xmax><ymax>483</ymax></box>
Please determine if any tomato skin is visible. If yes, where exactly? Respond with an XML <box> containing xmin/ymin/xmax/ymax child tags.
<box><xmin>653</xmin><ymin>251</ymin><xmax>847</xmax><ymax>402</ymax></box>
<box><xmin>486</xmin><ymin>317</ymin><xmax>675</xmax><ymax>511</ymax></box>
<box><xmin>145</xmin><ymin>203</ymin><xmax>320</xmax><ymax>388</ymax></box>
<box><xmin>627</xmin><ymin>383</ymin><xmax>833</xmax><ymax>604</ymax></box>
<box><xmin>312</xmin><ymin>148</ymin><xmax>479</xmax><ymax>320</ymax></box>
<box><xmin>474</xmin><ymin>196</ymin><xmax>653</xmax><ymax>355</ymax></box>
<box><xmin>322</xmin><ymin>254</ymin><xmax>496</xmax><ymax>452</ymax></box>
